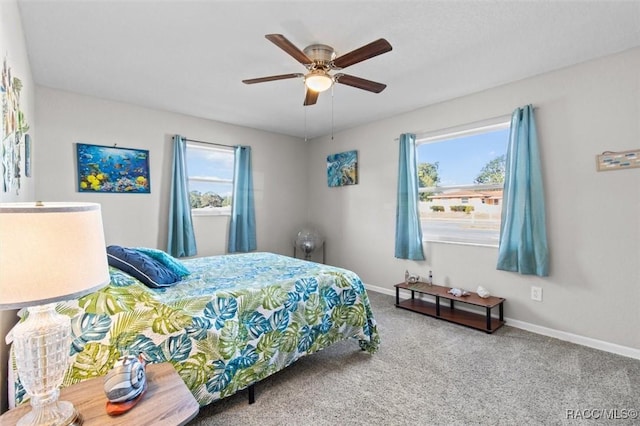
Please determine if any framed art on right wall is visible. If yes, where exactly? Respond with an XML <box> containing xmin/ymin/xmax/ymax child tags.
<box><xmin>596</xmin><ymin>149</ymin><xmax>640</xmax><ymax>171</ymax></box>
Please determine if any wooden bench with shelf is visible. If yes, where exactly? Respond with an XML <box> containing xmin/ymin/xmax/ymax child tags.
<box><xmin>394</xmin><ymin>282</ymin><xmax>505</xmax><ymax>333</ymax></box>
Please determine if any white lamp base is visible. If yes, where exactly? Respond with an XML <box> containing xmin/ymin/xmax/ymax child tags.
<box><xmin>11</xmin><ymin>304</ymin><xmax>83</xmax><ymax>426</ymax></box>
<box><xmin>17</xmin><ymin>399</ymin><xmax>82</xmax><ymax>426</ymax></box>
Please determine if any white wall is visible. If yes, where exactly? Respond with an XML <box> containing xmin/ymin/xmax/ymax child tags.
<box><xmin>308</xmin><ymin>47</ymin><xmax>640</xmax><ymax>352</ymax></box>
<box><xmin>3</xmin><ymin>2</ymin><xmax>638</xmax><ymax>412</ymax></box>
<box><xmin>34</xmin><ymin>87</ymin><xmax>309</xmax><ymax>257</ymax></box>
<box><xmin>2</xmin><ymin>36</ymin><xmax>309</xmax><ymax>413</ymax></box>
<box><xmin>0</xmin><ymin>0</ymin><xmax>36</xmax><ymax>413</ymax></box>
<box><xmin>0</xmin><ymin>2</ymin><xmax>35</xmax><ymax>204</ymax></box>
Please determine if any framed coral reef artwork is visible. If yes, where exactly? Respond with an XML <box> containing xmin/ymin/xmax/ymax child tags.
<box><xmin>76</xmin><ymin>143</ymin><xmax>150</xmax><ymax>193</ymax></box>
<box><xmin>327</xmin><ymin>150</ymin><xmax>358</xmax><ymax>187</ymax></box>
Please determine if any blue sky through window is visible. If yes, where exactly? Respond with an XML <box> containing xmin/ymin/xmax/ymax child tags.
<box><xmin>417</xmin><ymin>128</ymin><xmax>509</xmax><ymax>186</ymax></box>
<box><xmin>186</xmin><ymin>145</ymin><xmax>234</xmax><ymax>195</ymax></box>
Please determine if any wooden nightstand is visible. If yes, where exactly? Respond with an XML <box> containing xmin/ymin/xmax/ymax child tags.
<box><xmin>1</xmin><ymin>363</ymin><xmax>199</xmax><ymax>425</ymax></box>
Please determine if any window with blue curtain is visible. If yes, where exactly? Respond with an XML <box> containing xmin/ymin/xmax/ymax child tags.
<box><xmin>415</xmin><ymin>122</ymin><xmax>509</xmax><ymax>247</ymax></box>
<box><xmin>497</xmin><ymin>105</ymin><xmax>549</xmax><ymax>276</ymax></box>
<box><xmin>167</xmin><ymin>135</ymin><xmax>197</xmax><ymax>258</ymax></box>
<box><xmin>185</xmin><ymin>142</ymin><xmax>234</xmax><ymax>215</ymax></box>
<box><xmin>395</xmin><ymin>133</ymin><xmax>425</xmax><ymax>260</ymax></box>
<box><xmin>228</xmin><ymin>145</ymin><xmax>256</xmax><ymax>253</ymax></box>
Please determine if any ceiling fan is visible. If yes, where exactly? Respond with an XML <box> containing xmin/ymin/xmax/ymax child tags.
<box><xmin>242</xmin><ymin>34</ymin><xmax>392</xmax><ymax>106</ymax></box>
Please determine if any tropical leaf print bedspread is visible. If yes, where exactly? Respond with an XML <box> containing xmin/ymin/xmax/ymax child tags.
<box><xmin>11</xmin><ymin>252</ymin><xmax>380</xmax><ymax>407</ymax></box>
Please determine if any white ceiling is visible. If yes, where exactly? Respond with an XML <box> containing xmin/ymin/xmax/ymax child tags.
<box><xmin>17</xmin><ymin>0</ymin><xmax>640</xmax><ymax>139</ymax></box>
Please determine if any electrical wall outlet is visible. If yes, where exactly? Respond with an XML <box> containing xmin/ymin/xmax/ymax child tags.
<box><xmin>531</xmin><ymin>286</ymin><xmax>543</xmax><ymax>302</ymax></box>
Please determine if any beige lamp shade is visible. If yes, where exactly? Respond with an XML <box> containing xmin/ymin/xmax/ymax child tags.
<box><xmin>0</xmin><ymin>202</ymin><xmax>110</xmax><ymax>309</ymax></box>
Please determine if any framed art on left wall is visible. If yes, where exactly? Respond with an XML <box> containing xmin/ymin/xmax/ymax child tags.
<box><xmin>76</xmin><ymin>143</ymin><xmax>150</xmax><ymax>193</ymax></box>
<box><xmin>1</xmin><ymin>56</ymin><xmax>30</xmax><ymax>194</ymax></box>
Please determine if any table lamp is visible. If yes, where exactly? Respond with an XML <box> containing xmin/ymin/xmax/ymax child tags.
<box><xmin>0</xmin><ymin>202</ymin><xmax>110</xmax><ymax>426</ymax></box>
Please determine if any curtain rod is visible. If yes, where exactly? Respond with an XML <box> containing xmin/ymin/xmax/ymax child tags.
<box><xmin>184</xmin><ymin>138</ymin><xmax>235</xmax><ymax>149</ymax></box>
<box><xmin>394</xmin><ymin>107</ymin><xmax>538</xmax><ymax>142</ymax></box>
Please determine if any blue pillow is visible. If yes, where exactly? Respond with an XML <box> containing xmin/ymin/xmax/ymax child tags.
<box><xmin>133</xmin><ymin>247</ymin><xmax>191</xmax><ymax>277</ymax></box>
<box><xmin>106</xmin><ymin>245</ymin><xmax>181</xmax><ymax>288</ymax></box>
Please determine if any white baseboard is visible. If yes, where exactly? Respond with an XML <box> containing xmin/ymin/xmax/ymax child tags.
<box><xmin>364</xmin><ymin>283</ymin><xmax>396</xmax><ymax>297</ymax></box>
<box><xmin>364</xmin><ymin>283</ymin><xmax>640</xmax><ymax>361</ymax></box>
<box><xmin>504</xmin><ymin>319</ymin><xmax>640</xmax><ymax>360</ymax></box>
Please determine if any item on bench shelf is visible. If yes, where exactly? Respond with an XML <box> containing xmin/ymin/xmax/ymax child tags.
<box><xmin>447</xmin><ymin>288</ymin><xmax>470</xmax><ymax>297</ymax></box>
<box><xmin>404</xmin><ymin>270</ymin><xmax>421</xmax><ymax>284</ymax></box>
<box><xmin>477</xmin><ymin>286</ymin><xmax>491</xmax><ymax>299</ymax></box>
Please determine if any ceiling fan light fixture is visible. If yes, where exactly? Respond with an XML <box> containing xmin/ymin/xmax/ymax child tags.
<box><xmin>305</xmin><ymin>70</ymin><xmax>333</xmax><ymax>92</ymax></box>
<box><xmin>245</xmin><ymin>34</ymin><xmax>392</xmax><ymax>105</ymax></box>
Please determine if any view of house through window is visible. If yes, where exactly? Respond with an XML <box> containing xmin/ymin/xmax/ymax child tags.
<box><xmin>186</xmin><ymin>142</ymin><xmax>234</xmax><ymax>215</ymax></box>
<box><xmin>417</xmin><ymin>121</ymin><xmax>510</xmax><ymax>246</ymax></box>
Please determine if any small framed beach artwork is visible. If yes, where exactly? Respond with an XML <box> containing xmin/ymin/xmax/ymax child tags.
<box><xmin>596</xmin><ymin>149</ymin><xmax>640</xmax><ymax>172</ymax></box>
<box><xmin>76</xmin><ymin>143</ymin><xmax>150</xmax><ymax>193</ymax></box>
<box><xmin>327</xmin><ymin>150</ymin><xmax>358</xmax><ymax>187</ymax></box>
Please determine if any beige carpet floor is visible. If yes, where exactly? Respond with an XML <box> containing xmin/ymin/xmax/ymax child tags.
<box><xmin>188</xmin><ymin>291</ymin><xmax>640</xmax><ymax>425</ymax></box>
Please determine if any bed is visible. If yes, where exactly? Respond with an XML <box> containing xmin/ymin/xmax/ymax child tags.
<box><xmin>10</xmin><ymin>251</ymin><xmax>380</xmax><ymax>408</ymax></box>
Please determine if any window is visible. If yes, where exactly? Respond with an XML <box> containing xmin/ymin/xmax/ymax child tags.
<box><xmin>417</xmin><ymin>119</ymin><xmax>510</xmax><ymax>247</ymax></box>
<box><xmin>186</xmin><ymin>142</ymin><xmax>234</xmax><ymax>215</ymax></box>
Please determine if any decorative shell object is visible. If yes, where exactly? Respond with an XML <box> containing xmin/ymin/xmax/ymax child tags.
<box><xmin>447</xmin><ymin>288</ymin><xmax>470</xmax><ymax>297</ymax></box>
<box><xmin>477</xmin><ymin>286</ymin><xmax>491</xmax><ymax>299</ymax></box>
<box><xmin>104</xmin><ymin>355</ymin><xmax>147</xmax><ymax>403</ymax></box>
<box><xmin>404</xmin><ymin>270</ymin><xmax>420</xmax><ymax>284</ymax></box>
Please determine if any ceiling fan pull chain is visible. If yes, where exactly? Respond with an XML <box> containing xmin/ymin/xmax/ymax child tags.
<box><xmin>304</xmin><ymin>91</ymin><xmax>308</xmax><ymax>142</ymax></box>
<box><xmin>331</xmin><ymin>85</ymin><xmax>335</xmax><ymax>141</ymax></box>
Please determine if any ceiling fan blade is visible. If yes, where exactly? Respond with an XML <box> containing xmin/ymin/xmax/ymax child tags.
<box><xmin>334</xmin><ymin>74</ymin><xmax>387</xmax><ymax>93</ymax></box>
<box><xmin>332</xmin><ymin>38</ymin><xmax>392</xmax><ymax>69</ymax></box>
<box><xmin>304</xmin><ymin>89</ymin><xmax>319</xmax><ymax>106</ymax></box>
<box><xmin>242</xmin><ymin>73</ymin><xmax>303</xmax><ymax>84</ymax></box>
<box><xmin>265</xmin><ymin>34</ymin><xmax>313</xmax><ymax>66</ymax></box>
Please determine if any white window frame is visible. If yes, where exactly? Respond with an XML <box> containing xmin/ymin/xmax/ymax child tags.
<box><xmin>417</xmin><ymin>116</ymin><xmax>510</xmax><ymax>247</ymax></box>
<box><xmin>186</xmin><ymin>142</ymin><xmax>234</xmax><ymax>217</ymax></box>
